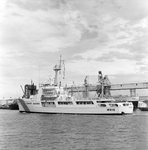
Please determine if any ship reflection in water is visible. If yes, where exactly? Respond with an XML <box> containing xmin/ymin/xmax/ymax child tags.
<box><xmin>0</xmin><ymin>109</ymin><xmax>148</xmax><ymax>150</ymax></box>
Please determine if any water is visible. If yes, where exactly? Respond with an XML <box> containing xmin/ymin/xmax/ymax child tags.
<box><xmin>0</xmin><ymin>110</ymin><xmax>148</xmax><ymax>150</ymax></box>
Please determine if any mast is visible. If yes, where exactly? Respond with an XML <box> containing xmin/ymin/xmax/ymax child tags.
<box><xmin>98</xmin><ymin>71</ymin><xmax>104</xmax><ymax>98</ymax></box>
<box><xmin>53</xmin><ymin>55</ymin><xmax>64</xmax><ymax>86</ymax></box>
<box><xmin>84</xmin><ymin>76</ymin><xmax>89</xmax><ymax>99</ymax></box>
<box><xmin>101</xmin><ymin>78</ymin><xmax>104</xmax><ymax>98</ymax></box>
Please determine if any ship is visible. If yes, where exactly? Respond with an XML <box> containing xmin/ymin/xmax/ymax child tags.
<box><xmin>0</xmin><ymin>99</ymin><xmax>10</xmax><ymax>109</ymax></box>
<box><xmin>8</xmin><ymin>99</ymin><xmax>19</xmax><ymax>110</ymax></box>
<box><xmin>138</xmin><ymin>100</ymin><xmax>148</xmax><ymax>111</ymax></box>
<box><xmin>18</xmin><ymin>56</ymin><xmax>133</xmax><ymax>115</ymax></box>
<box><xmin>0</xmin><ymin>103</ymin><xmax>9</xmax><ymax>109</ymax></box>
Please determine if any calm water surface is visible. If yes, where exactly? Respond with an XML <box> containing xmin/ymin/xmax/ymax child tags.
<box><xmin>0</xmin><ymin>109</ymin><xmax>148</xmax><ymax>150</ymax></box>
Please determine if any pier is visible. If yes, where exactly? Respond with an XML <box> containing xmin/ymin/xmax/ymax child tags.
<box><xmin>65</xmin><ymin>82</ymin><xmax>148</xmax><ymax>97</ymax></box>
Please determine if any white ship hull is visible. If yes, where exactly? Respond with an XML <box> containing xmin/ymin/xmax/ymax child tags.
<box><xmin>18</xmin><ymin>99</ymin><xmax>133</xmax><ymax>115</ymax></box>
<box><xmin>18</xmin><ymin>57</ymin><xmax>133</xmax><ymax>115</ymax></box>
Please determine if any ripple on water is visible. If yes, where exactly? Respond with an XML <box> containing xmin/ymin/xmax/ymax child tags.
<box><xmin>0</xmin><ymin>110</ymin><xmax>148</xmax><ymax>150</ymax></box>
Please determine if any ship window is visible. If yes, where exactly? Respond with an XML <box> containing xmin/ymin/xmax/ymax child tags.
<box><xmin>98</xmin><ymin>104</ymin><xmax>106</xmax><ymax>107</ymax></box>
<box><xmin>26</xmin><ymin>102</ymin><xmax>32</xmax><ymax>104</ymax></box>
<box><xmin>96</xmin><ymin>101</ymin><xmax>109</xmax><ymax>103</ymax></box>
<box><xmin>49</xmin><ymin>102</ymin><xmax>55</xmax><ymax>105</ymax></box>
<box><xmin>123</xmin><ymin>104</ymin><xmax>129</xmax><ymax>106</ymax></box>
<box><xmin>107</xmin><ymin>109</ymin><xmax>115</xmax><ymax>111</ymax></box>
<box><xmin>43</xmin><ymin>89</ymin><xmax>56</xmax><ymax>95</ymax></box>
<box><xmin>42</xmin><ymin>89</ymin><xmax>58</xmax><ymax>97</ymax></box>
<box><xmin>87</xmin><ymin>101</ymin><xmax>93</xmax><ymax>104</ymax></box>
<box><xmin>41</xmin><ymin>95</ymin><xmax>57</xmax><ymax>101</ymax></box>
<box><xmin>58</xmin><ymin>101</ymin><xmax>73</xmax><ymax>105</ymax></box>
<box><xmin>97</xmin><ymin>101</ymin><xmax>104</xmax><ymax>103</ymax></box>
<box><xmin>33</xmin><ymin>103</ymin><xmax>40</xmax><ymax>105</ymax></box>
<box><xmin>109</xmin><ymin>104</ymin><xmax>118</xmax><ymax>107</ymax></box>
<box><xmin>76</xmin><ymin>101</ymin><xmax>93</xmax><ymax>105</ymax></box>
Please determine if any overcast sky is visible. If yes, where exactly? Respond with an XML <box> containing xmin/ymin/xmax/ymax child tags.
<box><xmin>0</xmin><ymin>0</ymin><xmax>148</xmax><ymax>98</ymax></box>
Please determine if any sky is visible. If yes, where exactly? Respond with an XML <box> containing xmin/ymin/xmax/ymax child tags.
<box><xmin>0</xmin><ymin>0</ymin><xmax>148</xmax><ymax>98</ymax></box>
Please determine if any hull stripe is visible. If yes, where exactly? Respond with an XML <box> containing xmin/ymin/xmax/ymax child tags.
<box><xmin>19</xmin><ymin>99</ymin><xmax>30</xmax><ymax>112</ymax></box>
<box><xmin>19</xmin><ymin>111</ymin><xmax>126</xmax><ymax>115</ymax></box>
